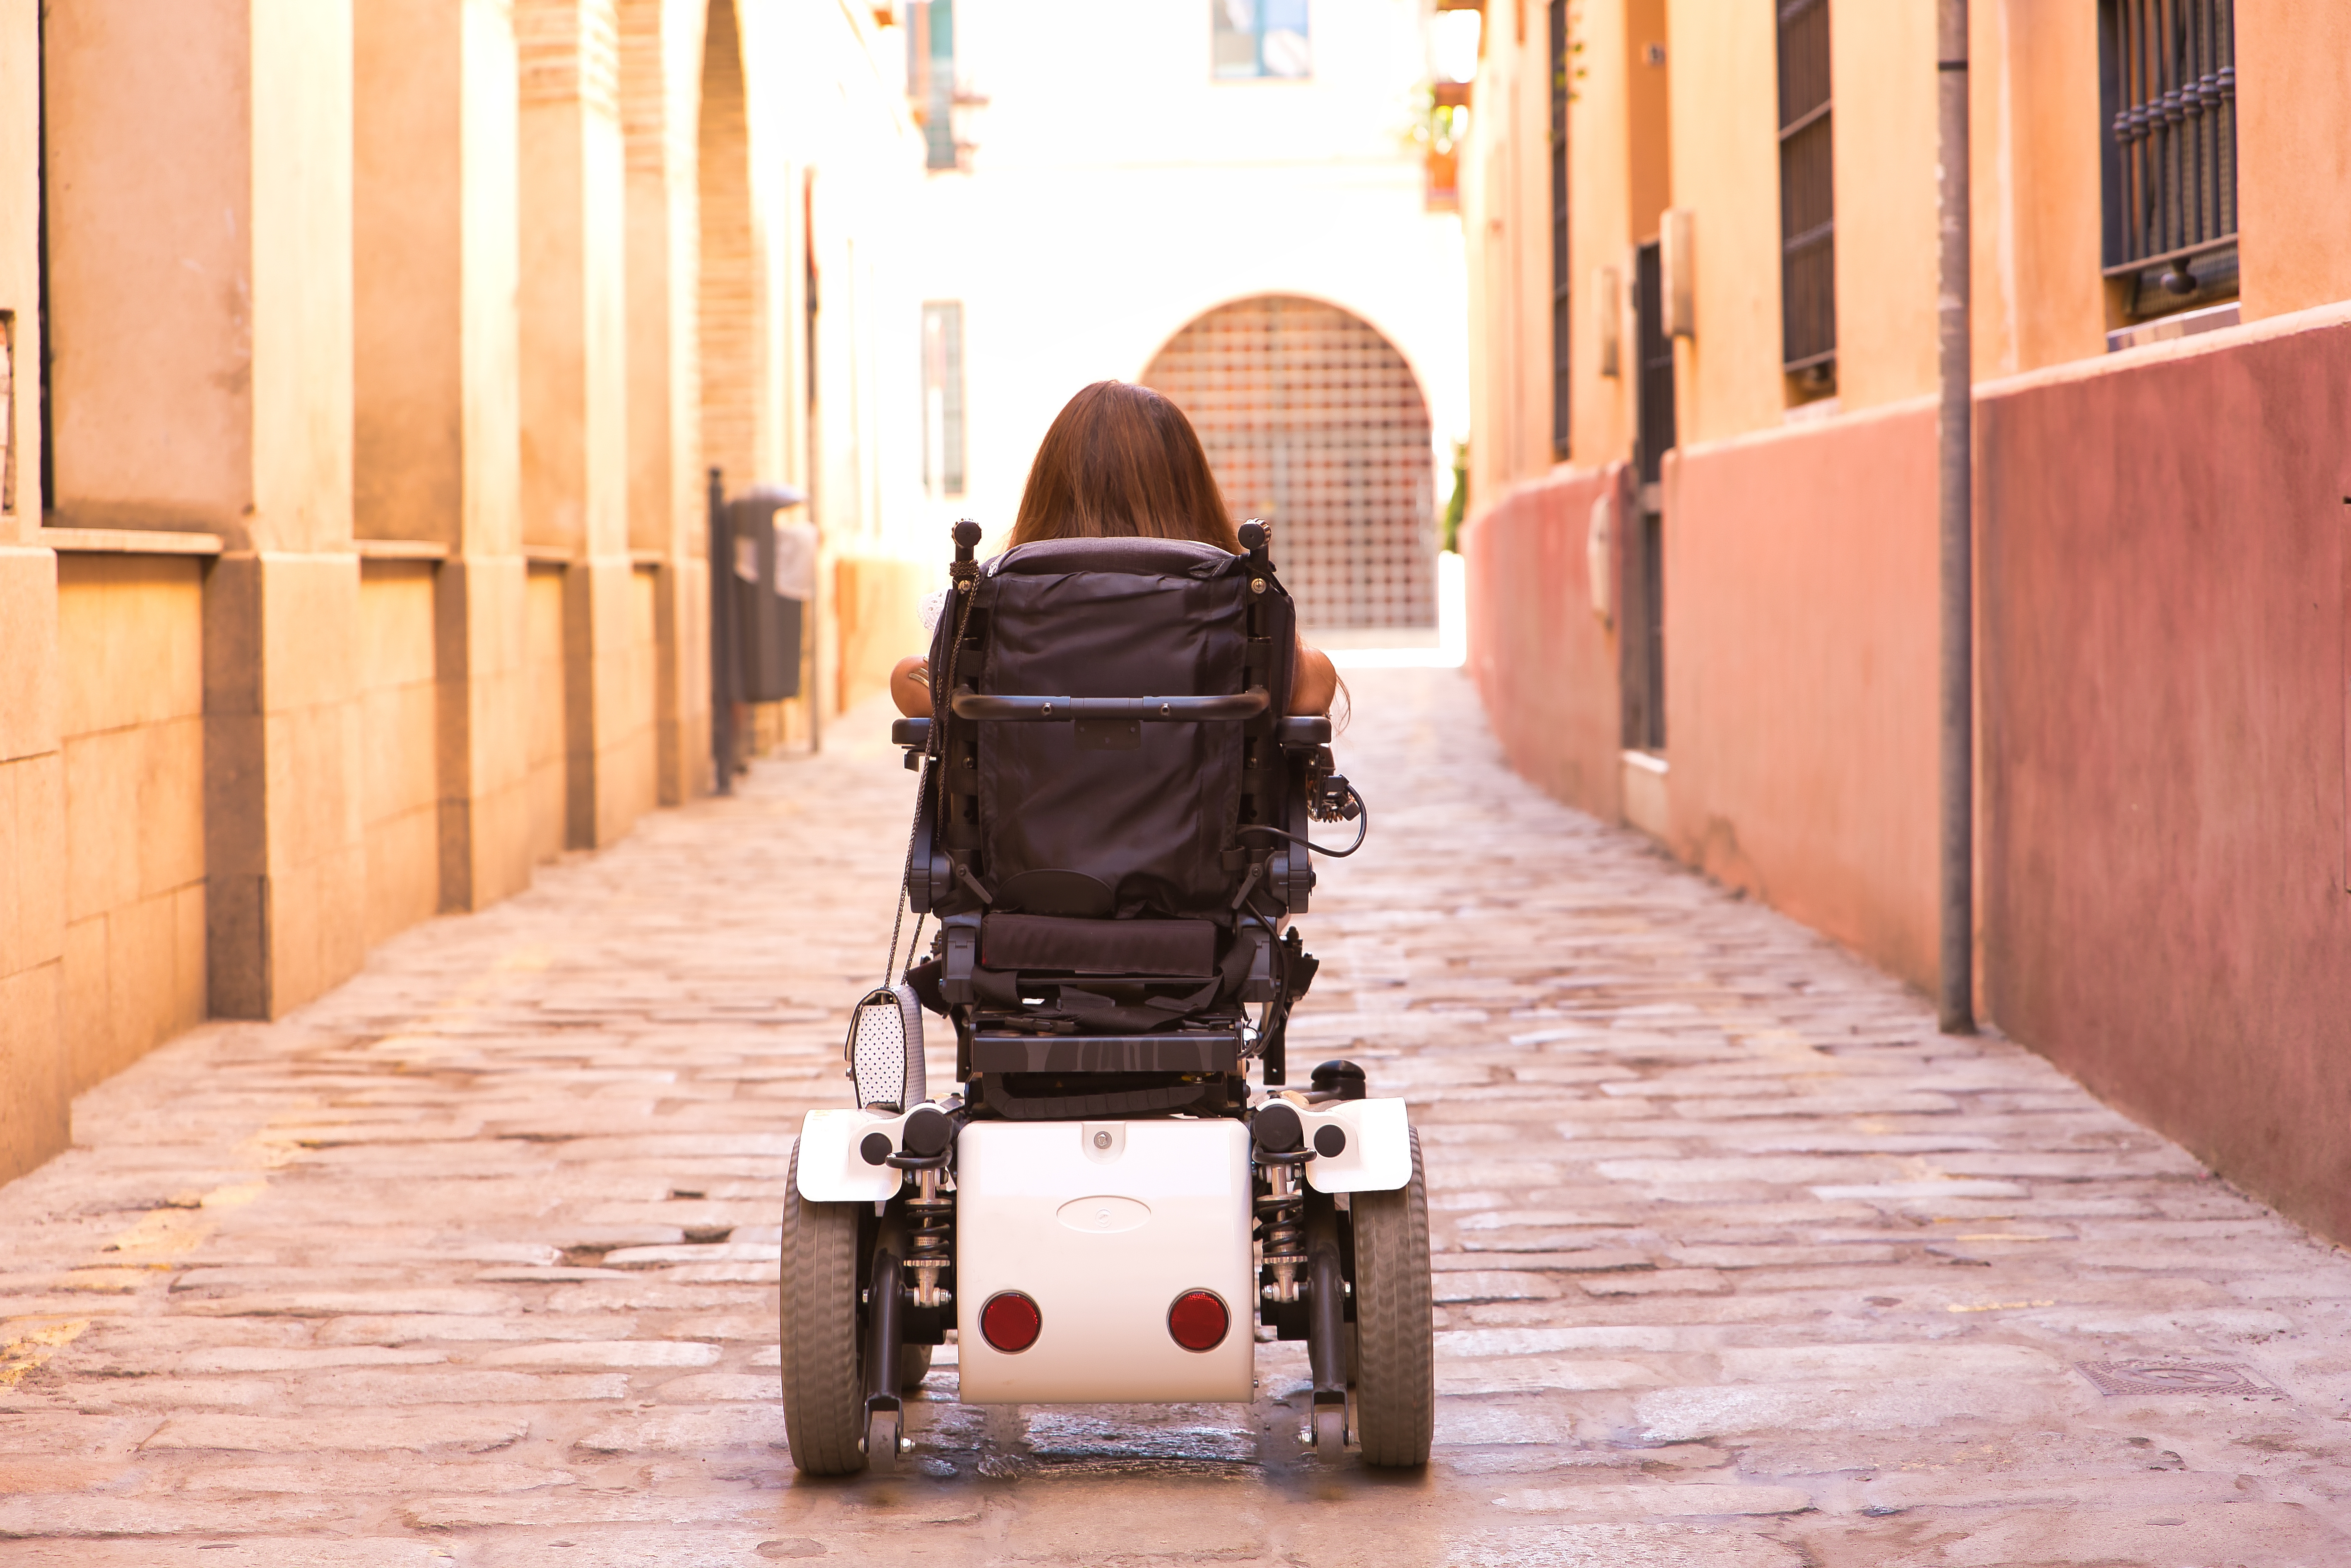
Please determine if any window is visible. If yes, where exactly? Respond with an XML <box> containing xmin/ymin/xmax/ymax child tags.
<box><xmin>921</xmin><ymin>302</ymin><xmax>965</xmax><ymax>498</ymax></box>
<box><xmin>1776</xmin><ymin>0</ymin><xmax>1834</xmax><ymax>385</ymax></box>
<box><xmin>1627</xmin><ymin>241</ymin><xmax>1672</xmax><ymax>754</ymax></box>
<box><xmin>908</xmin><ymin>0</ymin><xmax>957</xmax><ymax>170</ymax></box>
<box><xmin>1214</xmin><ymin>0</ymin><xmax>1310</xmax><ymax>81</ymax></box>
<box><xmin>0</xmin><ymin>314</ymin><xmax>13</xmax><ymax>513</ymax></box>
<box><xmin>1549</xmin><ymin>0</ymin><xmax>1569</xmax><ymax>458</ymax></box>
<box><xmin>2099</xmin><ymin>0</ymin><xmax>2235</xmax><ymax>316</ymax></box>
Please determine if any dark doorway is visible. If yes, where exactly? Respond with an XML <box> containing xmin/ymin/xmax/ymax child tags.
<box><xmin>1624</xmin><ymin>239</ymin><xmax>1673</xmax><ymax>754</ymax></box>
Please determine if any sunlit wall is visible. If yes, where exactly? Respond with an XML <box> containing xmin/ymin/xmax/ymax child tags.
<box><xmin>901</xmin><ymin>0</ymin><xmax>1470</xmax><ymax>554</ymax></box>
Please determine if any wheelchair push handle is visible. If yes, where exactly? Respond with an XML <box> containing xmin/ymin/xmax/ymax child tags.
<box><xmin>893</xmin><ymin>707</ymin><xmax>1321</xmax><ymax>756</ymax></box>
<box><xmin>949</xmin><ymin>689</ymin><xmax>1270</xmax><ymax>723</ymax></box>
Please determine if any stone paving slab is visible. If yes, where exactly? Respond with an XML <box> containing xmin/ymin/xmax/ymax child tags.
<box><xmin>4</xmin><ymin>667</ymin><xmax>2351</xmax><ymax>1565</ymax></box>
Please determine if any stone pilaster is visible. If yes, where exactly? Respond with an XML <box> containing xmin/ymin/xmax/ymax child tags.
<box><xmin>520</xmin><ymin>0</ymin><xmax>650</xmax><ymax>848</ymax></box>
<box><xmin>355</xmin><ymin>0</ymin><xmax>536</xmax><ymax>911</ymax></box>
<box><xmin>620</xmin><ymin>0</ymin><xmax>713</xmax><ymax>806</ymax></box>
<box><xmin>0</xmin><ymin>0</ymin><xmax>67</xmax><ymax>1180</ymax></box>
<box><xmin>203</xmin><ymin>554</ymin><xmax>367</xmax><ymax>1019</ymax></box>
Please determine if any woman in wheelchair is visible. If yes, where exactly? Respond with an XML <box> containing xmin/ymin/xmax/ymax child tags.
<box><xmin>890</xmin><ymin>380</ymin><xmax>1340</xmax><ymax>719</ymax></box>
<box><xmin>781</xmin><ymin>380</ymin><xmax>1429</xmax><ymax>1480</ymax></box>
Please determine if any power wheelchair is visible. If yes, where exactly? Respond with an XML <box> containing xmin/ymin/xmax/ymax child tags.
<box><xmin>781</xmin><ymin>520</ymin><xmax>1433</xmax><ymax>1474</ymax></box>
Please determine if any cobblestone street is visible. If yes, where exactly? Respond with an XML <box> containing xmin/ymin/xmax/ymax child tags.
<box><xmin>3</xmin><ymin>667</ymin><xmax>2350</xmax><ymax>1566</ymax></box>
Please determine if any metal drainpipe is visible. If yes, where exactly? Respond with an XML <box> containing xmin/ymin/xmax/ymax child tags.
<box><xmin>1936</xmin><ymin>0</ymin><xmax>1974</xmax><ymax>1033</ymax></box>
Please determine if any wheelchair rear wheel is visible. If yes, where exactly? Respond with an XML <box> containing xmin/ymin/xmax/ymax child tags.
<box><xmin>780</xmin><ymin>1141</ymin><xmax>869</xmax><ymax>1475</ymax></box>
<box><xmin>1348</xmin><ymin>1127</ymin><xmax>1434</xmax><ymax>1467</ymax></box>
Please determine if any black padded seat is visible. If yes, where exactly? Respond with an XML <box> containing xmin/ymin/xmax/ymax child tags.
<box><xmin>980</xmin><ymin>913</ymin><xmax>1217</xmax><ymax>977</ymax></box>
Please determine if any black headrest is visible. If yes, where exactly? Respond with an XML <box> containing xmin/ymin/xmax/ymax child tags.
<box><xmin>988</xmin><ymin>536</ymin><xmax>1237</xmax><ymax>579</ymax></box>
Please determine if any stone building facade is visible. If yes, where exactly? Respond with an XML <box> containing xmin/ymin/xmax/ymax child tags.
<box><xmin>1454</xmin><ymin>0</ymin><xmax>2351</xmax><ymax>1241</ymax></box>
<box><xmin>904</xmin><ymin>0</ymin><xmax>1471</xmax><ymax>632</ymax></box>
<box><xmin>0</xmin><ymin>0</ymin><xmax>930</xmax><ymax>1183</ymax></box>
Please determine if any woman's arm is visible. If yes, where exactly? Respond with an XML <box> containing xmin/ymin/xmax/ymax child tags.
<box><xmin>1289</xmin><ymin>641</ymin><xmax>1337</xmax><ymax>716</ymax></box>
<box><xmin>891</xmin><ymin>655</ymin><xmax>931</xmax><ymax>717</ymax></box>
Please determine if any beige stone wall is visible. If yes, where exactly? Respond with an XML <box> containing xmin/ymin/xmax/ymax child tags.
<box><xmin>56</xmin><ymin>556</ymin><xmax>208</xmax><ymax>1092</ymax></box>
<box><xmin>619</xmin><ymin>562</ymin><xmax>662</xmax><ymax>818</ymax></box>
<box><xmin>1968</xmin><ymin>3</ymin><xmax>2103</xmax><ymax>376</ymax></box>
<box><xmin>1664</xmin><ymin>0</ymin><xmax>1780</xmax><ymax>441</ymax></box>
<box><xmin>1557</xmin><ymin>0</ymin><xmax>1664</xmax><ymax>471</ymax></box>
<box><xmin>836</xmin><ymin>554</ymin><xmax>932</xmax><ymax>714</ymax></box>
<box><xmin>39</xmin><ymin>3</ymin><xmax>255</xmax><ymax>533</ymax></box>
<box><xmin>2235</xmin><ymin>4</ymin><xmax>2351</xmax><ymax>322</ymax></box>
<box><xmin>697</xmin><ymin>0</ymin><xmax>761</xmax><ymax>496</ymax></box>
<box><xmin>205</xmin><ymin>556</ymin><xmax>368</xmax><ymax>1019</ymax></box>
<box><xmin>0</xmin><ymin>0</ymin><xmax>918</xmax><ymax>1188</ymax></box>
<box><xmin>0</xmin><ymin>546</ymin><xmax>65</xmax><ymax>1179</ymax></box>
<box><xmin>436</xmin><ymin>559</ymin><xmax>537</xmax><ymax>909</ymax></box>
<box><xmin>1470</xmin><ymin>0</ymin><xmax>2351</xmax><ymax>462</ymax></box>
<box><xmin>0</xmin><ymin>0</ymin><xmax>63</xmax><ymax>1174</ymax></box>
<box><xmin>526</xmin><ymin>565</ymin><xmax>570</xmax><ymax>865</ymax></box>
<box><xmin>359</xmin><ymin>561</ymin><xmax>443</xmax><ymax>946</ymax></box>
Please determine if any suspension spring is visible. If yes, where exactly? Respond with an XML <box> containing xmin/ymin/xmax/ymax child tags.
<box><xmin>1255</xmin><ymin>1154</ymin><xmax>1308</xmax><ymax>1303</ymax></box>
<box><xmin>904</xmin><ymin>1164</ymin><xmax>954</xmax><ymax>1308</ymax></box>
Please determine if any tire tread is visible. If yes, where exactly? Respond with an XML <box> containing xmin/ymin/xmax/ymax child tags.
<box><xmin>1349</xmin><ymin>1126</ymin><xmax>1434</xmax><ymax>1467</ymax></box>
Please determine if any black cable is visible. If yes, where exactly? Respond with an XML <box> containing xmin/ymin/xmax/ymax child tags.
<box><xmin>1234</xmin><ymin>792</ymin><xmax>1371</xmax><ymax>859</ymax></box>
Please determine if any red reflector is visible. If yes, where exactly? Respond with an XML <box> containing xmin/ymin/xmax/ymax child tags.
<box><xmin>980</xmin><ymin>1290</ymin><xmax>1042</xmax><ymax>1353</ymax></box>
<box><xmin>1167</xmin><ymin>1289</ymin><xmax>1229</xmax><ymax>1352</ymax></box>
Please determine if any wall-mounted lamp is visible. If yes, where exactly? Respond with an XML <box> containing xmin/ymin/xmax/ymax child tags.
<box><xmin>1593</xmin><ymin>265</ymin><xmax>1621</xmax><ymax>377</ymax></box>
<box><xmin>1661</xmin><ymin>209</ymin><xmax>1695</xmax><ymax>339</ymax></box>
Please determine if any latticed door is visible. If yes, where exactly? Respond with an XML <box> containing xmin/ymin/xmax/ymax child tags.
<box><xmin>1143</xmin><ymin>296</ymin><xmax>1436</xmax><ymax>629</ymax></box>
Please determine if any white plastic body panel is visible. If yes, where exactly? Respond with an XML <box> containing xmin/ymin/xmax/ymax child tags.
<box><xmin>1300</xmin><ymin>1096</ymin><xmax>1412</xmax><ymax>1194</ymax></box>
<box><xmin>956</xmin><ymin>1119</ymin><xmax>1254</xmax><ymax>1403</ymax></box>
<box><xmin>795</xmin><ymin>1107</ymin><xmax>906</xmax><ymax>1203</ymax></box>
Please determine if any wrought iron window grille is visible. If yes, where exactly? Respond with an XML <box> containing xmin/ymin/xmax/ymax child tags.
<box><xmin>2099</xmin><ymin>0</ymin><xmax>2236</xmax><ymax>314</ymax></box>
<box><xmin>1549</xmin><ymin>0</ymin><xmax>1570</xmax><ymax>459</ymax></box>
<box><xmin>1776</xmin><ymin>0</ymin><xmax>1834</xmax><ymax>384</ymax></box>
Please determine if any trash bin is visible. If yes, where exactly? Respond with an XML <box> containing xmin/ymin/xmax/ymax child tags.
<box><xmin>732</xmin><ymin>487</ymin><xmax>808</xmax><ymax>703</ymax></box>
<box><xmin>710</xmin><ymin>477</ymin><xmax>808</xmax><ymax>788</ymax></box>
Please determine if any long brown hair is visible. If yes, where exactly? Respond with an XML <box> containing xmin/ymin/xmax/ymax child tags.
<box><xmin>1008</xmin><ymin>381</ymin><xmax>1241</xmax><ymax>551</ymax></box>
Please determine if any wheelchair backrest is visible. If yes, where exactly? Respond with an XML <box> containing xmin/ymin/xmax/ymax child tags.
<box><xmin>925</xmin><ymin>535</ymin><xmax>1297</xmax><ymax>924</ymax></box>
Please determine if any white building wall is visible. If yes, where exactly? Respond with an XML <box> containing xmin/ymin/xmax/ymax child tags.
<box><xmin>741</xmin><ymin>0</ymin><xmax>930</xmax><ymax>555</ymax></box>
<box><xmin>910</xmin><ymin>0</ymin><xmax>1469</xmax><ymax>548</ymax></box>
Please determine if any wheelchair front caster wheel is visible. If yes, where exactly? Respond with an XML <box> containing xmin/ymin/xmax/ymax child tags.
<box><xmin>866</xmin><ymin>1407</ymin><xmax>903</xmax><ymax>1474</ymax></box>
<box><xmin>1311</xmin><ymin>1402</ymin><xmax>1347</xmax><ymax>1454</ymax></box>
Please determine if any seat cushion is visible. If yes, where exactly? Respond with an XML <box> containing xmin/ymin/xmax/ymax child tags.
<box><xmin>980</xmin><ymin>913</ymin><xmax>1217</xmax><ymax>977</ymax></box>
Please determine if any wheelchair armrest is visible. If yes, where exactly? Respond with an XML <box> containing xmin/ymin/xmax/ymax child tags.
<box><xmin>949</xmin><ymin>689</ymin><xmax>1269</xmax><ymax>722</ymax></box>
<box><xmin>892</xmin><ymin>716</ymin><xmax>932</xmax><ymax>749</ymax></box>
<box><xmin>1277</xmin><ymin>716</ymin><xmax>1332</xmax><ymax>747</ymax></box>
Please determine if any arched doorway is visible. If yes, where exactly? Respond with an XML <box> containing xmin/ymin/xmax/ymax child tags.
<box><xmin>1142</xmin><ymin>297</ymin><xmax>1436</xmax><ymax>629</ymax></box>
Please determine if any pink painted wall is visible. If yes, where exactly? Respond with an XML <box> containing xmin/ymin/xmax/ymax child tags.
<box><xmin>1464</xmin><ymin>422</ymin><xmax>1942</xmax><ymax>996</ymax></box>
<box><xmin>1463</xmin><ymin>465</ymin><xmax>1623</xmax><ymax>825</ymax></box>
<box><xmin>1662</xmin><ymin>404</ymin><xmax>1942</xmax><ymax>993</ymax></box>
<box><xmin>1978</xmin><ymin>316</ymin><xmax>2351</xmax><ymax>1243</ymax></box>
<box><xmin>1466</xmin><ymin>312</ymin><xmax>2351</xmax><ymax>1244</ymax></box>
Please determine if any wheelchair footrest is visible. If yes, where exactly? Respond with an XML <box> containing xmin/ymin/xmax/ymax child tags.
<box><xmin>969</xmin><ymin>1031</ymin><xmax>1241</xmax><ymax>1075</ymax></box>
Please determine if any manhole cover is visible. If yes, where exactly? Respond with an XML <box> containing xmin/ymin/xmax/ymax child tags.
<box><xmin>2077</xmin><ymin>1360</ymin><xmax>2277</xmax><ymax>1397</ymax></box>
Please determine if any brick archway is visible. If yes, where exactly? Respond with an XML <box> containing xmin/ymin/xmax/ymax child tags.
<box><xmin>698</xmin><ymin>0</ymin><xmax>759</xmax><ymax>494</ymax></box>
<box><xmin>1143</xmin><ymin>296</ymin><xmax>1436</xmax><ymax>629</ymax></box>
